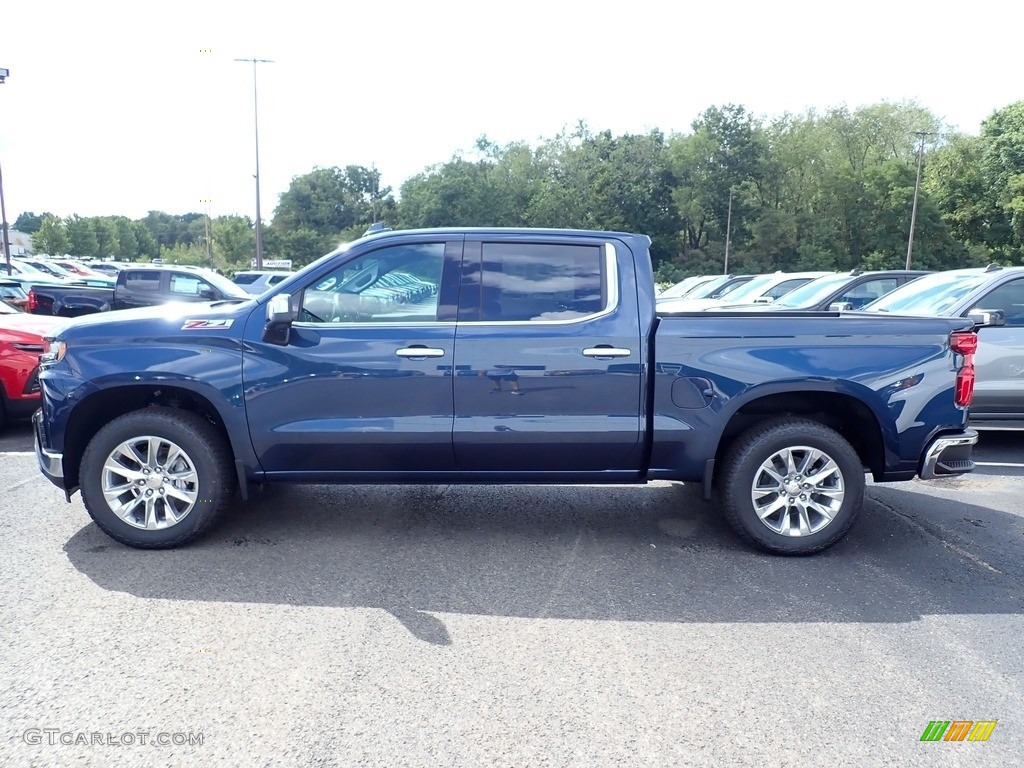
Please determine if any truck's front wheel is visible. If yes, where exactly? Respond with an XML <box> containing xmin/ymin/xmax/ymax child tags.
<box><xmin>719</xmin><ymin>418</ymin><xmax>865</xmax><ymax>555</ymax></box>
<box><xmin>79</xmin><ymin>407</ymin><xmax>235</xmax><ymax>548</ymax></box>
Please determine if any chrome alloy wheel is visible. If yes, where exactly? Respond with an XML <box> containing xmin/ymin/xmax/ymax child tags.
<box><xmin>750</xmin><ymin>445</ymin><xmax>845</xmax><ymax>537</ymax></box>
<box><xmin>101</xmin><ymin>436</ymin><xmax>200</xmax><ymax>530</ymax></box>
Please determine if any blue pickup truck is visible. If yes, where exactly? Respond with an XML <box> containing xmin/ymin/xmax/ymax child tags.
<box><xmin>34</xmin><ymin>228</ymin><xmax>981</xmax><ymax>554</ymax></box>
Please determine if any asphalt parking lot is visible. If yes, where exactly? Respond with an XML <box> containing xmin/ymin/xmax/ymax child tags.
<box><xmin>1</xmin><ymin>421</ymin><xmax>1022</xmax><ymax>767</ymax></box>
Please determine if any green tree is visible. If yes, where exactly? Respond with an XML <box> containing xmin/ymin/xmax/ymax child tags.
<box><xmin>13</xmin><ymin>211</ymin><xmax>47</xmax><ymax>234</ymax></box>
<box><xmin>274</xmin><ymin>165</ymin><xmax>393</xmax><ymax>237</ymax></box>
<box><xmin>92</xmin><ymin>217</ymin><xmax>119</xmax><ymax>259</ymax></box>
<box><xmin>211</xmin><ymin>215</ymin><xmax>255</xmax><ymax>271</ymax></box>
<box><xmin>33</xmin><ymin>214</ymin><xmax>70</xmax><ymax>256</ymax></box>
<box><xmin>65</xmin><ymin>215</ymin><xmax>99</xmax><ymax>259</ymax></box>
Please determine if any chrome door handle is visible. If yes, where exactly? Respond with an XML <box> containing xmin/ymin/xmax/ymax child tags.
<box><xmin>582</xmin><ymin>346</ymin><xmax>632</xmax><ymax>358</ymax></box>
<box><xmin>396</xmin><ymin>346</ymin><xmax>445</xmax><ymax>358</ymax></box>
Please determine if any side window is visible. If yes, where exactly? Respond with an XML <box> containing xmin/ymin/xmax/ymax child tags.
<box><xmin>970</xmin><ymin>279</ymin><xmax>1024</xmax><ymax>327</ymax></box>
<box><xmin>479</xmin><ymin>242</ymin><xmax>605</xmax><ymax>322</ymax></box>
<box><xmin>123</xmin><ymin>271</ymin><xmax>161</xmax><ymax>292</ymax></box>
<box><xmin>299</xmin><ymin>243</ymin><xmax>444</xmax><ymax>324</ymax></box>
<box><xmin>169</xmin><ymin>274</ymin><xmax>213</xmax><ymax>296</ymax></box>
<box><xmin>840</xmin><ymin>278</ymin><xmax>898</xmax><ymax>309</ymax></box>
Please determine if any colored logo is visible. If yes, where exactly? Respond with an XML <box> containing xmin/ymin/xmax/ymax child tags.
<box><xmin>920</xmin><ymin>720</ymin><xmax>997</xmax><ymax>742</ymax></box>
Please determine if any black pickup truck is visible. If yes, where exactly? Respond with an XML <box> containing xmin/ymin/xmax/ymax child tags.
<box><xmin>28</xmin><ymin>267</ymin><xmax>251</xmax><ymax>317</ymax></box>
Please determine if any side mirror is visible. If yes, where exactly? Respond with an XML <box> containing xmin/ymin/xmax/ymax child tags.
<box><xmin>967</xmin><ymin>309</ymin><xmax>1006</xmax><ymax>328</ymax></box>
<box><xmin>199</xmin><ymin>288</ymin><xmax>217</xmax><ymax>300</ymax></box>
<box><xmin>752</xmin><ymin>296</ymin><xmax>774</xmax><ymax>304</ymax></box>
<box><xmin>263</xmin><ymin>292</ymin><xmax>295</xmax><ymax>345</ymax></box>
<box><xmin>829</xmin><ymin>302</ymin><xmax>854</xmax><ymax>312</ymax></box>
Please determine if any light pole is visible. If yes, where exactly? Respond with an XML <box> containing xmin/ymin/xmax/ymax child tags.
<box><xmin>723</xmin><ymin>188</ymin><xmax>733</xmax><ymax>275</ymax></box>
<box><xmin>905</xmin><ymin>131</ymin><xmax>933</xmax><ymax>270</ymax></box>
<box><xmin>0</xmin><ymin>66</ymin><xmax>11</xmax><ymax>277</ymax></box>
<box><xmin>235</xmin><ymin>57</ymin><xmax>272</xmax><ymax>270</ymax></box>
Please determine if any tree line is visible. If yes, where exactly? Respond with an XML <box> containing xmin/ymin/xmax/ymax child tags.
<box><xmin>16</xmin><ymin>99</ymin><xmax>1024</xmax><ymax>281</ymax></box>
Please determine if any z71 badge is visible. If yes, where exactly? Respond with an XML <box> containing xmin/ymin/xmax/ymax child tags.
<box><xmin>181</xmin><ymin>319</ymin><xmax>234</xmax><ymax>330</ymax></box>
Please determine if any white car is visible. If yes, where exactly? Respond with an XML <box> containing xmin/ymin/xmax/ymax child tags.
<box><xmin>658</xmin><ymin>271</ymin><xmax>833</xmax><ymax>312</ymax></box>
<box><xmin>232</xmin><ymin>271</ymin><xmax>294</xmax><ymax>295</ymax></box>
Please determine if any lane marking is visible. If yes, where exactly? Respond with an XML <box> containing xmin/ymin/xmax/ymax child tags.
<box><xmin>1</xmin><ymin>451</ymin><xmax>35</xmax><ymax>456</ymax></box>
<box><xmin>975</xmin><ymin>461</ymin><xmax>1024</xmax><ymax>468</ymax></box>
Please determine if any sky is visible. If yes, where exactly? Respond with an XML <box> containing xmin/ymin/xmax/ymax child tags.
<box><xmin>1</xmin><ymin>0</ymin><xmax>1020</xmax><ymax>224</ymax></box>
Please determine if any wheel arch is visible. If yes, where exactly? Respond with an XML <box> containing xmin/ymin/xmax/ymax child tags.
<box><xmin>62</xmin><ymin>383</ymin><xmax>250</xmax><ymax>493</ymax></box>
<box><xmin>712</xmin><ymin>384</ymin><xmax>889</xmax><ymax>483</ymax></box>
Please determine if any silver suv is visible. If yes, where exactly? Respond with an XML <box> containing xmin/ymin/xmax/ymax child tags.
<box><xmin>232</xmin><ymin>271</ymin><xmax>294</xmax><ymax>296</ymax></box>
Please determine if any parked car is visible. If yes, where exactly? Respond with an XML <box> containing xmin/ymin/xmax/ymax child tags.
<box><xmin>19</xmin><ymin>259</ymin><xmax>74</xmax><ymax>280</ymax></box>
<box><xmin>0</xmin><ymin>301</ymin><xmax>65</xmax><ymax>430</ymax></box>
<box><xmin>659</xmin><ymin>271</ymin><xmax>833</xmax><ymax>311</ymax></box>
<box><xmin>86</xmin><ymin>262</ymin><xmax>124</xmax><ymax>277</ymax></box>
<box><xmin>717</xmin><ymin>270</ymin><xmax>932</xmax><ymax>312</ymax></box>
<box><xmin>52</xmin><ymin>259</ymin><xmax>108</xmax><ymax>279</ymax></box>
<box><xmin>0</xmin><ymin>279</ymin><xmax>29</xmax><ymax>311</ymax></box>
<box><xmin>28</xmin><ymin>266</ymin><xmax>251</xmax><ymax>317</ymax></box>
<box><xmin>35</xmin><ymin>227</ymin><xmax>980</xmax><ymax>555</ymax></box>
<box><xmin>656</xmin><ymin>275</ymin><xmax>716</xmax><ymax>300</ymax></box>
<box><xmin>862</xmin><ymin>264</ymin><xmax>1024</xmax><ymax>430</ymax></box>
<box><xmin>656</xmin><ymin>274</ymin><xmax>756</xmax><ymax>306</ymax></box>
<box><xmin>232</xmin><ymin>270</ymin><xmax>295</xmax><ymax>295</ymax></box>
<box><xmin>6</xmin><ymin>260</ymin><xmax>73</xmax><ymax>283</ymax></box>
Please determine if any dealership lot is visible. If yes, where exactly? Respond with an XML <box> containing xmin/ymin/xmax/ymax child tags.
<box><xmin>1</xmin><ymin>423</ymin><xmax>1022</xmax><ymax>766</ymax></box>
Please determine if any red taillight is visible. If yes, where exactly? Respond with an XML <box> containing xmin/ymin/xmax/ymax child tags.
<box><xmin>950</xmin><ymin>332</ymin><xmax>978</xmax><ymax>356</ymax></box>
<box><xmin>956</xmin><ymin>366</ymin><xmax>975</xmax><ymax>407</ymax></box>
<box><xmin>27</xmin><ymin>289</ymin><xmax>37</xmax><ymax>312</ymax></box>
<box><xmin>951</xmin><ymin>331</ymin><xmax>978</xmax><ymax>407</ymax></box>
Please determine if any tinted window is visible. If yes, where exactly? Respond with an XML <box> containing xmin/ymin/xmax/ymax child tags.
<box><xmin>269</xmin><ymin>275</ymin><xmax>287</xmax><ymax>285</ymax></box>
<box><xmin>970</xmin><ymin>279</ymin><xmax>1024</xmax><ymax>326</ymax></box>
<box><xmin>300</xmin><ymin>243</ymin><xmax>444</xmax><ymax>323</ymax></box>
<box><xmin>123</xmin><ymin>271</ymin><xmax>161</xmax><ymax>291</ymax></box>
<box><xmin>764</xmin><ymin>278</ymin><xmax>812</xmax><ymax>299</ymax></box>
<box><xmin>170</xmin><ymin>274</ymin><xmax>214</xmax><ymax>296</ymax></box>
<box><xmin>839</xmin><ymin>278</ymin><xmax>899</xmax><ymax>309</ymax></box>
<box><xmin>233</xmin><ymin>273</ymin><xmax>260</xmax><ymax>285</ymax></box>
<box><xmin>479</xmin><ymin>242</ymin><xmax>605</xmax><ymax>322</ymax></box>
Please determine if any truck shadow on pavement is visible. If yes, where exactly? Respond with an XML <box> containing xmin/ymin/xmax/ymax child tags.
<box><xmin>63</xmin><ymin>482</ymin><xmax>1024</xmax><ymax>645</ymax></box>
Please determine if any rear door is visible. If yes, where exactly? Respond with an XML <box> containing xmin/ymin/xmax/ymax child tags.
<box><xmin>116</xmin><ymin>270</ymin><xmax>164</xmax><ymax>309</ymax></box>
<box><xmin>452</xmin><ymin>235</ymin><xmax>644</xmax><ymax>473</ymax></box>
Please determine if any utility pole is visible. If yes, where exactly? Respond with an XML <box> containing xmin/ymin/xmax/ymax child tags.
<box><xmin>723</xmin><ymin>188</ymin><xmax>733</xmax><ymax>275</ymax></box>
<box><xmin>235</xmin><ymin>58</ymin><xmax>273</xmax><ymax>270</ymax></box>
<box><xmin>905</xmin><ymin>131</ymin><xmax>932</xmax><ymax>270</ymax></box>
<box><xmin>0</xmin><ymin>66</ymin><xmax>11</xmax><ymax>277</ymax></box>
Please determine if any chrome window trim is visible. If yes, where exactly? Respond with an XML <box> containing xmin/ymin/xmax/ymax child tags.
<box><xmin>460</xmin><ymin>242</ymin><xmax>619</xmax><ymax>327</ymax></box>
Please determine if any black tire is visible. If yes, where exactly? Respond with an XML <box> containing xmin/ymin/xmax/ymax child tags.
<box><xmin>79</xmin><ymin>407</ymin><xmax>236</xmax><ymax>549</ymax></box>
<box><xmin>719</xmin><ymin>417</ymin><xmax>865</xmax><ymax>555</ymax></box>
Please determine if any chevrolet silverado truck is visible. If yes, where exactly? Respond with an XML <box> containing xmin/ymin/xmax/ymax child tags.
<box><xmin>28</xmin><ymin>266</ymin><xmax>250</xmax><ymax>317</ymax></box>
<box><xmin>34</xmin><ymin>228</ymin><xmax>981</xmax><ymax>554</ymax></box>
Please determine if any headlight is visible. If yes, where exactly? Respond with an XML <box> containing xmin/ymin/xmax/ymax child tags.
<box><xmin>40</xmin><ymin>339</ymin><xmax>67</xmax><ymax>363</ymax></box>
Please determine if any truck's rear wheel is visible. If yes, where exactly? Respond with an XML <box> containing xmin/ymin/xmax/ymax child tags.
<box><xmin>719</xmin><ymin>418</ymin><xmax>865</xmax><ymax>555</ymax></box>
<box><xmin>79</xmin><ymin>407</ymin><xmax>235</xmax><ymax>548</ymax></box>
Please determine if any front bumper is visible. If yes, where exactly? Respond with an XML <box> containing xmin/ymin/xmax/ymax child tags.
<box><xmin>33</xmin><ymin>409</ymin><xmax>65</xmax><ymax>488</ymax></box>
<box><xmin>919</xmin><ymin>429</ymin><xmax>978</xmax><ymax>480</ymax></box>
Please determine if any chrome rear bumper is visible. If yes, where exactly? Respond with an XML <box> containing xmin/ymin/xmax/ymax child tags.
<box><xmin>919</xmin><ymin>429</ymin><xmax>978</xmax><ymax>480</ymax></box>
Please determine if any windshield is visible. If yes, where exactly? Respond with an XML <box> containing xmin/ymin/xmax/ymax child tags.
<box><xmin>30</xmin><ymin>261</ymin><xmax>72</xmax><ymax>278</ymax></box>
<box><xmin>0</xmin><ymin>299</ymin><xmax>19</xmax><ymax>314</ymax></box>
<box><xmin>862</xmin><ymin>271</ymin><xmax>989</xmax><ymax>315</ymax></box>
<box><xmin>659</xmin><ymin>276</ymin><xmax>706</xmax><ymax>299</ymax></box>
<box><xmin>198</xmin><ymin>271</ymin><xmax>253</xmax><ymax>299</ymax></box>
<box><xmin>714</xmin><ymin>275</ymin><xmax>777</xmax><ymax>302</ymax></box>
<box><xmin>684</xmin><ymin>276</ymin><xmax>734</xmax><ymax>299</ymax></box>
<box><xmin>773</xmin><ymin>274</ymin><xmax>856</xmax><ymax>308</ymax></box>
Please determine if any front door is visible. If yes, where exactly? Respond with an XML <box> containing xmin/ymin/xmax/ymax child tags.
<box><xmin>243</xmin><ymin>237</ymin><xmax>463</xmax><ymax>474</ymax></box>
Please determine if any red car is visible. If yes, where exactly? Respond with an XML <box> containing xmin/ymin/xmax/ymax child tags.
<box><xmin>0</xmin><ymin>302</ymin><xmax>64</xmax><ymax>429</ymax></box>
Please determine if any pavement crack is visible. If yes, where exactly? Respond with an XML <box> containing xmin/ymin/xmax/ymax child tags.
<box><xmin>870</xmin><ymin>492</ymin><xmax>1004</xmax><ymax>574</ymax></box>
